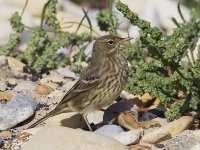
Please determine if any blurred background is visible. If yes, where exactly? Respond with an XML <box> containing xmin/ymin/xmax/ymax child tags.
<box><xmin>0</xmin><ymin>0</ymin><xmax>199</xmax><ymax>46</ymax></box>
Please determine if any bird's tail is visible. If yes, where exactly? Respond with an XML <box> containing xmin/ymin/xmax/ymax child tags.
<box><xmin>27</xmin><ymin>108</ymin><xmax>65</xmax><ymax>129</ymax></box>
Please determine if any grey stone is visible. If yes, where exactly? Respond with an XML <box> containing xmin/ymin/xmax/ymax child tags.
<box><xmin>166</xmin><ymin>135</ymin><xmax>200</xmax><ymax>150</ymax></box>
<box><xmin>57</xmin><ymin>67</ymin><xmax>78</xmax><ymax>79</ymax></box>
<box><xmin>0</xmin><ymin>94</ymin><xmax>38</xmax><ymax>130</ymax></box>
<box><xmin>114</xmin><ymin>129</ymin><xmax>142</xmax><ymax>145</ymax></box>
<box><xmin>94</xmin><ymin>125</ymin><xmax>124</xmax><ymax>138</ymax></box>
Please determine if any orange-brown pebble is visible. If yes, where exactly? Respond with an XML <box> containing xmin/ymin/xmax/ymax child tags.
<box><xmin>36</xmin><ymin>85</ymin><xmax>54</xmax><ymax>95</ymax></box>
<box><xmin>0</xmin><ymin>91</ymin><xmax>13</xmax><ymax>100</ymax></box>
<box><xmin>118</xmin><ymin>110</ymin><xmax>141</xmax><ymax>130</ymax></box>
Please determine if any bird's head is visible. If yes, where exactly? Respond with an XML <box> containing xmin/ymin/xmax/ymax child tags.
<box><xmin>92</xmin><ymin>35</ymin><xmax>133</xmax><ymax>57</ymax></box>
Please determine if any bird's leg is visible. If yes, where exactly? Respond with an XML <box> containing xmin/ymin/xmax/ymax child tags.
<box><xmin>83</xmin><ymin>116</ymin><xmax>93</xmax><ymax>132</ymax></box>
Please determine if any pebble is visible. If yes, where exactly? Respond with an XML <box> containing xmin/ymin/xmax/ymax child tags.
<box><xmin>114</xmin><ymin>129</ymin><xmax>142</xmax><ymax>145</ymax></box>
<box><xmin>141</xmin><ymin>107</ymin><xmax>165</xmax><ymax>121</ymax></box>
<box><xmin>142</xmin><ymin>116</ymin><xmax>193</xmax><ymax>144</ymax></box>
<box><xmin>57</xmin><ymin>67</ymin><xmax>78</xmax><ymax>79</ymax></box>
<box><xmin>21</xmin><ymin>126</ymin><xmax>128</xmax><ymax>150</ymax></box>
<box><xmin>0</xmin><ymin>94</ymin><xmax>39</xmax><ymax>130</ymax></box>
<box><xmin>7</xmin><ymin>56</ymin><xmax>26</xmax><ymax>72</ymax></box>
<box><xmin>142</xmin><ymin>127</ymin><xmax>171</xmax><ymax>144</ymax></box>
<box><xmin>94</xmin><ymin>125</ymin><xmax>124</xmax><ymax>138</ymax></box>
<box><xmin>14</xmin><ymin>81</ymin><xmax>37</xmax><ymax>91</ymax></box>
<box><xmin>0</xmin><ymin>91</ymin><xmax>13</xmax><ymax>100</ymax></box>
<box><xmin>154</xmin><ymin>143</ymin><xmax>165</xmax><ymax>149</ymax></box>
<box><xmin>36</xmin><ymin>85</ymin><xmax>54</xmax><ymax>95</ymax></box>
<box><xmin>0</xmin><ymin>131</ymin><xmax>12</xmax><ymax>138</ymax></box>
<box><xmin>166</xmin><ymin>135</ymin><xmax>200</xmax><ymax>150</ymax></box>
<box><xmin>118</xmin><ymin>110</ymin><xmax>140</xmax><ymax>130</ymax></box>
<box><xmin>167</xmin><ymin>116</ymin><xmax>193</xmax><ymax>136</ymax></box>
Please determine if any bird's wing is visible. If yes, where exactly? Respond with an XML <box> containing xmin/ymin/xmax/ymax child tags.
<box><xmin>55</xmin><ymin>65</ymin><xmax>101</xmax><ymax>108</ymax></box>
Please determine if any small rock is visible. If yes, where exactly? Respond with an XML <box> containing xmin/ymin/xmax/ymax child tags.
<box><xmin>140</xmin><ymin>107</ymin><xmax>165</xmax><ymax>121</ymax></box>
<box><xmin>36</xmin><ymin>85</ymin><xmax>54</xmax><ymax>95</ymax></box>
<box><xmin>118</xmin><ymin>110</ymin><xmax>140</xmax><ymax>130</ymax></box>
<box><xmin>0</xmin><ymin>91</ymin><xmax>13</xmax><ymax>100</ymax></box>
<box><xmin>46</xmin><ymin>112</ymin><xmax>87</xmax><ymax>129</ymax></box>
<box><xmin>154</xmin><ymin>143</ymin><xmax>165</xmax><ymax>149</ymax></box>
<box><xmin>0</xmin><ymin>69</ymin><xmax>15</xmax><ymax>79</ymax></box>
<box><xmin>21</xmin><ymin>126</ymin><xmax>128</xmax><ymax>150</ymax></box>
<box><xmin>7</xmin><ymin>56</ymin><xmax>26</xmax><ymax>72</ymax></box>
<box><xmin>57</xmin><ymin>67</ymin><xmax>78</xmax><ymax>79</ymax></box>
<box><xmin>142</xmin><ymin>116</ymin><xmax>193</xmax><ymax>144</ymax></box>
<box><xmin>0</xmin><ymin>56</ymin><xmax>8</xmax><ymax>67</ymax></box>
<box><xmin>142</xmin><ymin>127</ymin><xmax>171</xmax><ymax>144</ymax></box>
<box><xmin>14</xmin><ymin>81</ymin><xmax>37</xmax><ymax>91</ymax></box>
<box><xmin>0</xmin><ymin>131</ymin><xmax>11</xmax><ymax>138</ymax></box>
<box><xmin>95</xmin><ymin>125</ymin><xmax>124</xmax><ymax>138</ymax></box>
<box><xmin>0</xmin><ymin>94</ymin><xmax>38</xmax><ymax>130</ymax></box>
<box><xmin>167</xmin><ymin>116</ymin><xmax>193</xmax><ymax>136</ymax></box>
<box><xmin>166</xmin><ymin>135</ymin><xmax>200</xmax><ymax>150</ymax></box>
<box><xmin>114</xmin><ymin>129</ymin><xmax>142</xmax><ymax>145</ymax></box>
<box><xmin>129</xmin><ymin>144</ymin><xmax>152</xmax><ymax>150</ymax></box>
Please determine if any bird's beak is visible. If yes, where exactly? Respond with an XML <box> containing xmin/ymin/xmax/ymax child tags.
<box><xmin>119</xmin><ymin>37</ymin><xmax>134</xmax><ymax>43</ymax></box>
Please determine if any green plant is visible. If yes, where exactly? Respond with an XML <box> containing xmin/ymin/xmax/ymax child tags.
<box><xmin>116</xmin><ymin>1</ymin><xmax>200</xmax><ymax>120</ymax></box>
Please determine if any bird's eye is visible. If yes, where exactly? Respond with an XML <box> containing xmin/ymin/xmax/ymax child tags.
<box><xmin>107</xmin><ymin>39</ymin><xmax>114</xmax><ymax>45</ymax></box>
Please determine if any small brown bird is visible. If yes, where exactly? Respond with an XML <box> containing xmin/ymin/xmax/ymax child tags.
<box><xmin>28</xmin><ymin>35</ymin><xmax>132</xmax><ymax>130</ymax></box>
